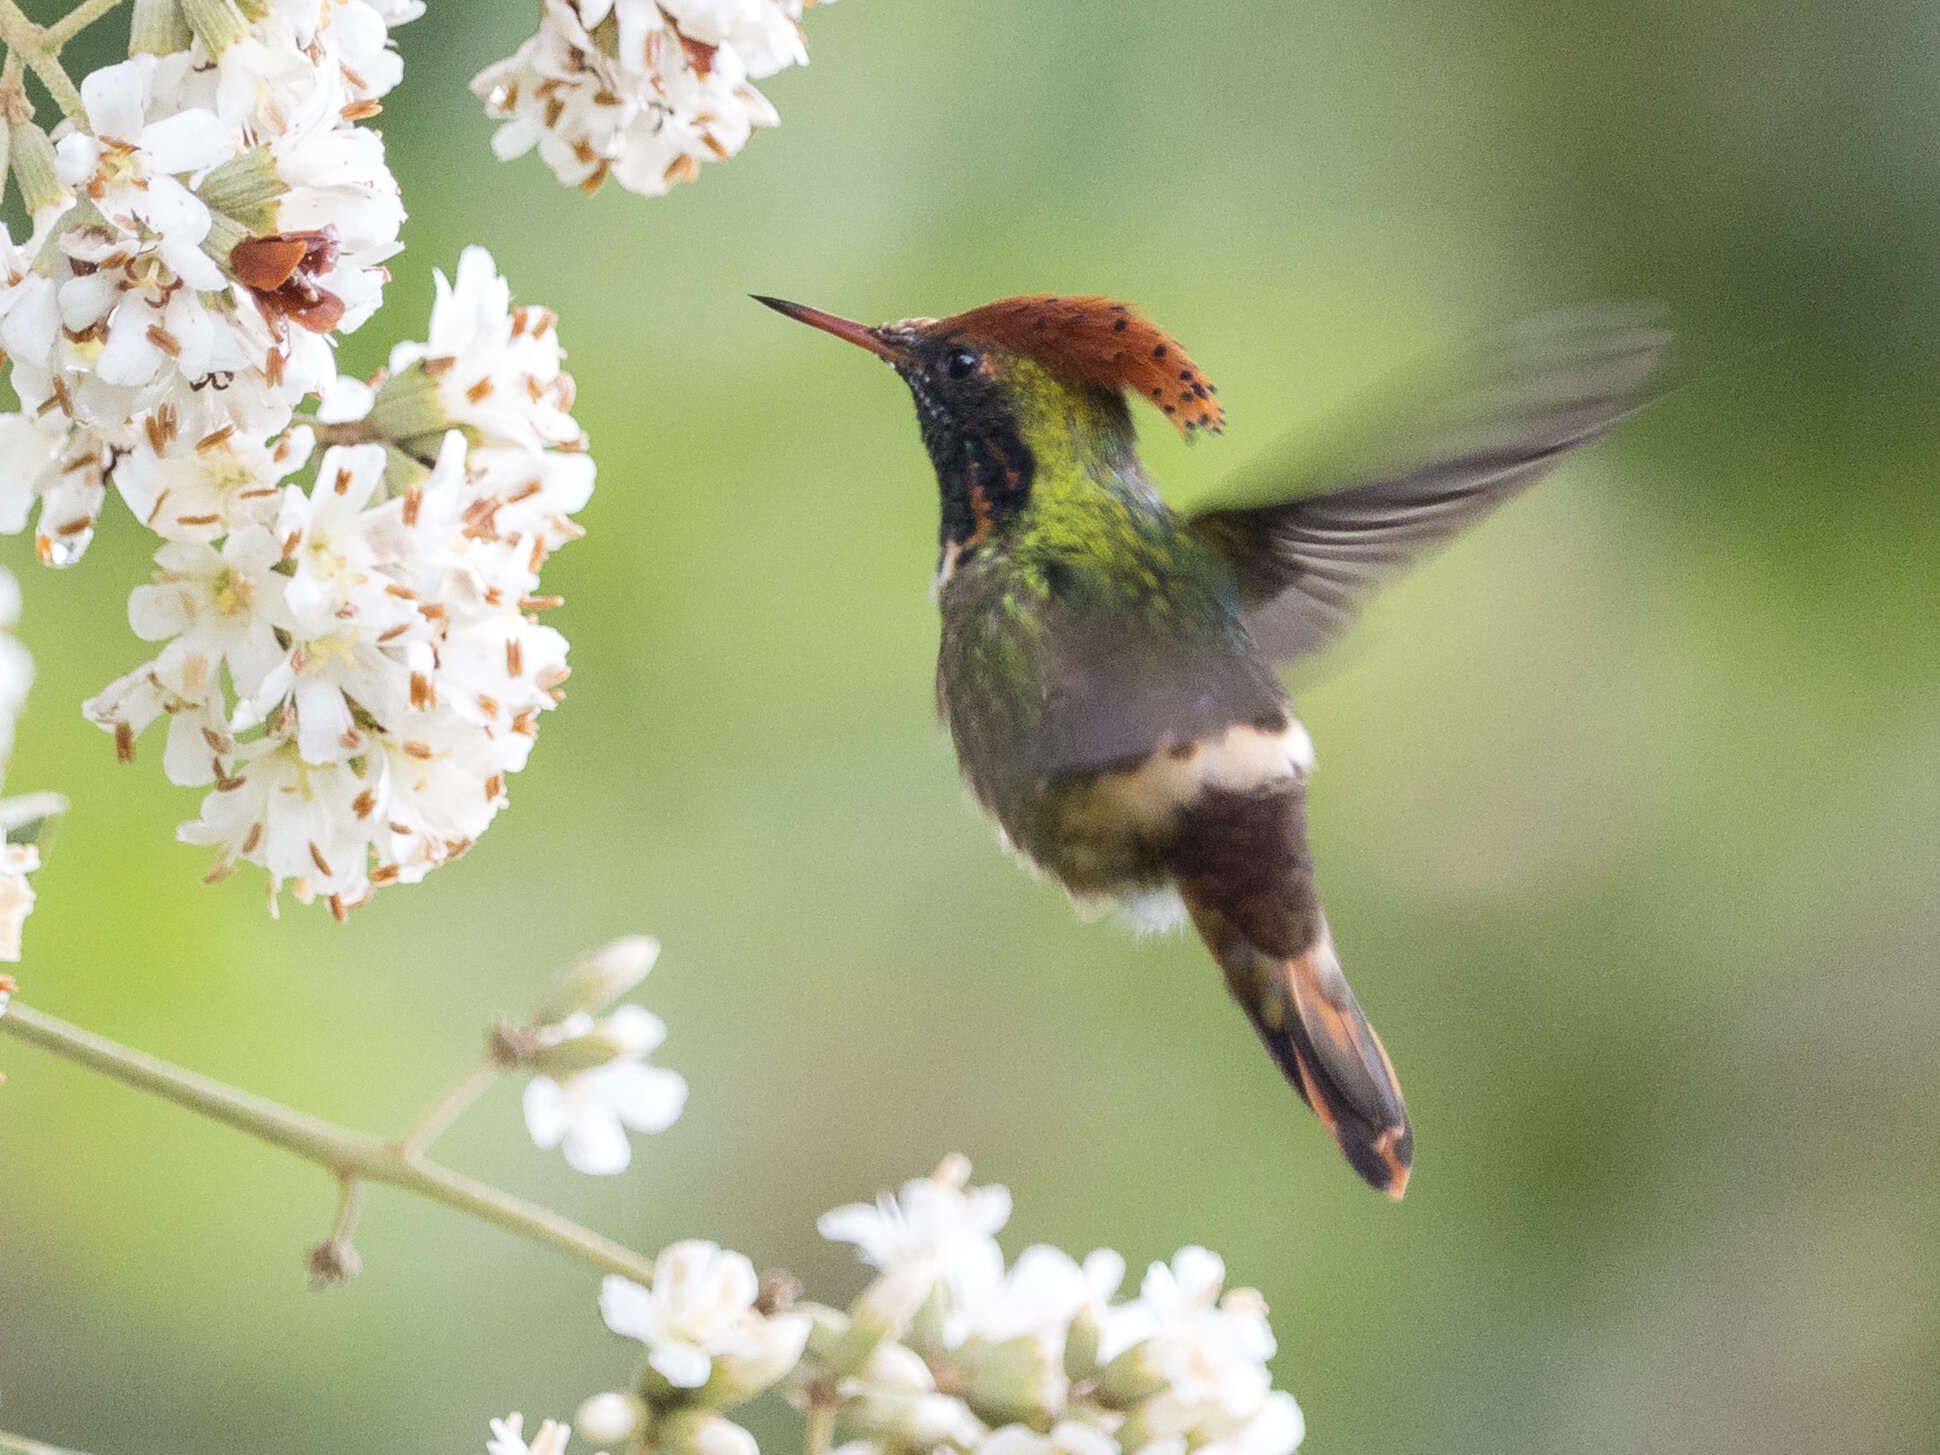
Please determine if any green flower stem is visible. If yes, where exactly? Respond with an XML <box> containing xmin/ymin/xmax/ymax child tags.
<box><xmin>0</xmin><ymin>0</ymin><xmax>87</xmax><ymax>122</ymax></box>
<box><xmin>0</xmin><ymin>1000</ymin><xmax>658</xmax><ymax>1286</ymax></box>
<box><xmin>396</xmin><ymin>1056</ymin><xmax>505</xmax><ymax>1160</ymax></box>
<box><xmin>804</xmin><ymin>1401</ymin><xmax>836</xmax><ymax>1455</ymax></box>
<box><xmin>47</xmin><ymin>0</ymin><xmax>131</xmax><ymax>47</ymax></box>
<box><xmin>0</xmin><ymin>1429</ymin><xmax>92</xmax><ymax>1455</ymax></box>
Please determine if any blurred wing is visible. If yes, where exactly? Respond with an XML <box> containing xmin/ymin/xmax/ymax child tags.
<box><xmin>1188</xmin><ymin>306</ymin><xmax>1674</xmax><ymax>664</ymax></box>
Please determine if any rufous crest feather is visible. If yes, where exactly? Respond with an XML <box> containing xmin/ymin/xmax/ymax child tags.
<box><xmin>936</xmin><ymin>295</ymin><xmax>1224</xmax><ymax>436</ymax></box>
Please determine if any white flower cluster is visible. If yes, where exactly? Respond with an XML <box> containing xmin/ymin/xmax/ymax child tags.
<box><xmin>83</xmin><ymin>246</ymin><xmax>593</xmax><ymax>915</ymax></box>
<box><xmin>547</xmin><ymin>1160</ymin><xmax>1305</xmax><ymax>1455</ymax></box>
<box><xmin>0</xmin><ymin>1</ymin><xmax>417</xmax><ymax>565</ymax></box>
<box><xmin>510</xmin><ymin>937</ymin><xmax>689</xmax><ymax>1175</ymax></box>
<box><xmin>472</xmin><ymin>0</ymin><xmax>834</xmax><ymax>197</ymax></box>
<box><xmin>809</xmin><ymin>1161</ymin><xmax>1305</xmax><ymax>1455</ymax></box>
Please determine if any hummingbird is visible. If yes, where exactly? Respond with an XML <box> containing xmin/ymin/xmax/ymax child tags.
<box><xmin>756</xmin><ymin>292</ymin><xmax>1670</xmax><ymax>1197</ymax></box>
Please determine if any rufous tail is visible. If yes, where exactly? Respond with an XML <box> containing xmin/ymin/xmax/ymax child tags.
<box><xmin>1182</xmin><ymin>892</ymin><xmax>1413</xmax><ymax>1197</ymax></box>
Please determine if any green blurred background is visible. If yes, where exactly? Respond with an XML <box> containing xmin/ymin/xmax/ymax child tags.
<box><xmin>4</xmin><ymin>3</ymin><xmax>1939</xmax><ymax>1452</ymax></box>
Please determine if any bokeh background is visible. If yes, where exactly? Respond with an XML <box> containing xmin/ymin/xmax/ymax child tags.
<box><xmin>4</xmin><ymin>3</ymin><xmax>1939</xmax><ymax>1453</ymax></box>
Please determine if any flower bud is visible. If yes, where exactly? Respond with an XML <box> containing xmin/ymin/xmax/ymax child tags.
<box><xmin>521</xmin><ymin>1004</ymin><xmax>665</xmax><ymax>1078</ymax></box>
<box><xmin>1063</xmin><ymin>1304</ymin><xmax>1101</xmax><ymax>1383</ymax></box>
<box><xmin>702</xmin><ymin>1311</ymin><xmax>812</xmax><ymax>1405</ymax></box>
<box><xmin>531</xmin><ymin>936</ymin><xmax>659</xmax><ymax>1026</ymax></box>
<box><xmin>903</xmin><ymin>1280</ymin><xmax>954</xmax><ymax>1359</ymax></box>
<box><xmin>961</xmin><ymin>1333</ymin><xmax>1066</xmax><ymax>1428</ymax></box>
<box><xmin>196</xmin><ymin>148</ymin><xmax>283</xmax><ymax>230</ymax></box>
<box><xmin>576</xmin><ymin>1392</ymin><xmax>646</xmax><ymax>1447</ymax></box>
<box><xmin>829</xmin><ymin>1264</ymin><xmax>933</xmax><ymax>1372</ymax></box>
<box><xmin>840</xmin><ymin>1391</ymin><xmax>986</xmax><ymax>1451</ymax></box>
<box><xmin>6</xmin><ymin>123</ymin><xmax>68</xmax><ymax>219</ymax></box>
<box><xmin>1095</xmin><ymin>1341</ymin><xmax>1167</xmax><ymax>1409</ymax></box>
<box><xmin>799</xmin><ymin>1301</ymin><xmax>852</xmax><ymax>1364</ymax></box>
<box><xmin>857</xmin><ymin>1340</ymin><xmax>936</xmax><ymax>1395</ymax></box>
<box><xmin>363</xmin><ymin>360</ymin><xmax>453</xmax><ymax>447</ymax></box>
<box><xmin>181</xmin><ymin>0</ymin><xmax>251</xmax><ymax>55</ymax></box>
<box><xmin>130</xmin><ymin>0</ymin><xmax>194</xmax><ymax>55</ymax></box>
<box><xmin>657</xmin><ymin>1411</ymin><xmax>757</xmax><ymax>1455</ymax></box>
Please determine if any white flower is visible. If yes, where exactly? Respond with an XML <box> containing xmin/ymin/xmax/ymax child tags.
<box><xmin>0</xmin><ymin>411</ymin><xmax>117</xmax><ymax>567</ymax></box>
<box><xmin>523</xmin><ymin>1004</ymin><xmax>688</xmax><ymax>1174</ymax></box>
<box><xmin>386</xmin><ymin>245</ymin><xmax>586</xmax><ymax>455</ymax></box>
<box><xmin>0</xmin><ymin>842</ymin><xmax>42</xmax><ymax>962</ymax></box>
<box><xmin>962</xmin><ymin>1245</ymin><xmax>1125</xmax><ymax>1347</ymax></box>
<box><xmin>601</xmin><ymin>1241</ymin><xmax>812</xmax><ymax>1390</ymax></box>
<box><xmin>264</xmin><ymin>0</ymin><xmax>423</xmax><ymax>104</ymax></box>
<box><xmin>487</xmin><ymin>1413</ymin><xmax>570</xmax><ymax>1455</ymax></box>
<box><xmin>127</xmin><ymin>529</ymin><xmax>292</xmax><ymax>711</ymax></box>
<box><xmin>821</xmin><ymin>1160</ymin><xmax>1012</xmax><ymax>1332</ymax></box>
<box><xmin>1108</xmin><ymin>1250</ymin><xmax>1281</xmax><ymax>1444</ymax></box>
<box><xmin>1189</xmin><ymin>1392</ymin><xmax>1305</xmax><ymax>1455</ymax></box>
<box><xmin>114</xmin><ymin>423</ymin><xmax>314</xmax><ymax>545</ymax></box>
<box><xmin>472</xmin><ymin>0</ymin><xmax>832</xmax><ymax>197</ymax></box>
<box><xmin>53</xmin><ymin>58</ymin><xmax>231</xmax><ymax>294</ymax></box>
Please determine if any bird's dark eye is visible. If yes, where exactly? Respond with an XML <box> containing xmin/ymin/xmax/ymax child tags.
<box><xmin>945</xmin><ymin>346</ymin><xmax>980</xmax><ymax>380</ymax></box>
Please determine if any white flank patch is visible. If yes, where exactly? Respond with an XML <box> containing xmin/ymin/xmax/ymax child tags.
<box><xmin>1065</xmin><ymin>716</ymin><xmax>1317</xmax><ymax>838</ymax></box>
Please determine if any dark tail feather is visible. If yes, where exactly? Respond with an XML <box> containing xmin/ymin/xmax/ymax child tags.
<box><xmin>1183</xmin><ymin>894</ymin><xmax>1413</xmax><ymax>1197</ymax></box>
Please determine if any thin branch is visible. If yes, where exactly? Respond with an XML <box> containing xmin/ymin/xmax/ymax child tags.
<box><xmin>0</xmin><ymin>1000</ymin><xmax>658</xmax><ymax>1286</ymax></box>
<box><xmin>395</xmin><ymin>1056</ymin><xmax>504</xmax><ymax>1160</ymax></box>
<box><xmin>0</xmin><ymin>0</ymin><xmax>86</xmax><ymax>120</ymax></box>
<box><xmin>803</xmin><ymin>1401</ymin><xmax>836</xmax><ymax>1455</ymax></box>
<box><xmin>46</xmin><ymin>0</ymin><xmax>130</xmax><ymax>48</ymax></box>
<box><xmin>0</xmin><ymin>1429</ymin><xmax>93</xmax><ymax>1455</ymax></box>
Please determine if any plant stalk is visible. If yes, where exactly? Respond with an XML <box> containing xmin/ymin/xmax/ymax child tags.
<box><xmin>0</xmin><ymin>0</ymin><xmax>86</xmax><ymax>121</ymax></box>
<box><xmin>0</xmin><ymin>1000</ymin><xmax>657</xmax><ymax>1286</ymax></box>
<box><xmin>0</xmin><ymin>1429</ymin><xmax>92</xmax><ymax>1455</ymax></box>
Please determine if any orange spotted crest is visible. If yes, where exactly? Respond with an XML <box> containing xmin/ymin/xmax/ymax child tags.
<box><xmin>932</xmin><ymin>295</ymin><xmax>1223</xmax><ymax>435</ymax></box>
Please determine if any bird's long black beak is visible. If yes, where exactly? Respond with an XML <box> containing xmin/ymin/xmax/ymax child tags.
<box><xmin>752</xmin><ymin>296</ymin><xmax>912</xmax><ymax>365</ymax></box>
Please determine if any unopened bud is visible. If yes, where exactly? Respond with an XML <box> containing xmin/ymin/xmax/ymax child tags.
<box><xmin>961</xmin><ymin>1332</ymin><xmax>1066</xmax><ymax>1428</ymax></box>
<box><xmin>657</xmin><ymin>1411</ymin><xmax>758</xmax><ymax>1455</ymax></box>
<box><xmin>1095</xmin><ymin>1340</ymin><xmax>1167</xmax><ymax>1409</ymax></box>
<box><xmin>576</xmin><ymin>1392</ymin><xmax>645</xmax><ymax>1447</ymax></box>
<box><xmin>703</xmin><ymin>1311</ymin><xmax>811</xmax><ymax>1404</ymax></box>
<box><xmin>521</xmin><ymin>1004</ymin><xmax>664</xmax><ymax>1078</ymax></box>
<box><xmin>1063</xmin><ymin>1304</ymin><xmax>1101</xmax><ymax>1383</ymax></box>
<box><xmin>828</xmin><ymin>1264</ymin><xmax>933</xmax><ymax>1372</ymax></box>
<box><xmin>857</xmin><ymin>1340</ymin><xmax>936</xmax><ymax>1395</ymax></box>
<box><xmin>130</xmin><ymin>0</ymin><xmax>194</xmax><ymax>55</ymax></box>
<box><xmin>0</xmin><ymin>791</ymin><xmax>65</xmax><ymax>847</ymax></box>
<box><xmin>181</xmin><ymin>0</ymin><xmax>251</xmax><ymax>55</ymax></box>
<box><xmin>362</xmin><ymin>360</ymin><xmax>452</xmax><ymax>446</ymax></box>
<box><xmin>840</xmin><ymin>1391</ymin><xmax>986</xmax><ymax>1451</ymax></box>
<box><xmin>798</xmin><ymin>1301</ymin><xmax>852</xmax><ymax>1364</ymax></box>
<box><xmin>903</xmin><ymin>1281</ymin><xmax>953</xmax><ymax>1359</ymax></box>
<box><xmin>195</xmin><ymin>148</ymin><xmax>282</xmax><ymax>230</ymax></box>
<box><xmin>531</xmin><ymin>936</ymin><xmax>659</xmax><ymax>1026</ymax></box>
<box><xmin>6</xmin><ymin>123</ymin><xmax>68</xmax><ymax>219</ymax></box>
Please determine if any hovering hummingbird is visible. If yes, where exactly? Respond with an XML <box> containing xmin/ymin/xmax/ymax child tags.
<box><xmin>756</xmin><ymin>292</ymin><xmax>1670</xmax><ymax>1197</ymax></box>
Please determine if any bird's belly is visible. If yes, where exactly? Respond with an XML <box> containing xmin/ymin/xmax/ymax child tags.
<box><xmin>1016</xmin><ymin>715</ymin><xmax>1317</xmax><ymax>897</ymax></box>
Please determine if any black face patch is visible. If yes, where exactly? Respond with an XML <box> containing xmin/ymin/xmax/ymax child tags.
<box><xmin>895</xmin><ymin>339</ymin><xmax>1035</xmax><ymax>557</ymax></box>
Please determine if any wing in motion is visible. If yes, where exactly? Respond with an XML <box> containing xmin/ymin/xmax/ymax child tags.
<box><xmin>1189</xmin><ymin>306</ymin><xmax>1675</xmax><ymax>663</ymax></box>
